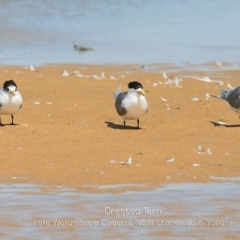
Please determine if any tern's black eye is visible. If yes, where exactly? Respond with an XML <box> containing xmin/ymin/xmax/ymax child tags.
<box><xmin>6</xmin><ymin>87</ymin><xmax>9</xmax><ymax>91</ymax></box>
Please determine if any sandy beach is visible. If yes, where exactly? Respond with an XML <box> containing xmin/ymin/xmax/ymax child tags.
<box><xmin>0</xmin><ymin>63</ymin><xmax>239</xmax><ymax>192</ymax></box>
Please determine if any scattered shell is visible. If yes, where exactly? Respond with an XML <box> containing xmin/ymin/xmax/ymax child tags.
<box><xmin>163</xmin><ymin>72</ymin><xmax>168</xmax><ymax>79</ymax></box>
<box><xmin>34</xmin><ymin>102</ymin><xmax>40</xmax><ymax>104</ymax></box>
<box><xmin>110</xmin><ymin>160</ymin><xmax>116</xmax><ymax>163</ymax></box>
<box><xmin>153</xmin><ymin>82</ymin><xmax>158</xmax><ymax>87</ymax></box>
<box><xmin>192</xmin><ymin>76</ymin><xmax>224</xmax><ymax>85</ymax></box>
<box><xmin>197</xmin><ymin>145</ymin><xmax>205</xmax><ymax>154</ymax></box>
<box><xmin>198</xmin><ymin>145</ymin><xmax>203</xmax><ymax>151</ymax></box>
<box><xmin>15</xmin><ymin>147</ymin><xmax>23</xmax><ymax>150</ymax></box>
<box><xmin>71</xmin><ymin>71</ymin><xmax>80</xmax><ymax>74</ymax></box>
<box><xmin>197</xmin><ymin>146</ymin><xmax>212</xmax><ymax>155</ymax></box>
<box><xmin>161</xmin><ymin>97</ymin><xmax>168</xmax><ymax>102</ymax></box>
<box><xmin>217</xmin><ymin>121</ymin><xmax>227</xmax><ymax>125</ymax></box>
<box><xmin>193</xmin><ymin>163</ymin><xmax>201</xmax><ymax>167</ymax></box>
<box><xmin>164</xmin><ymin>77</ymin><xmax>182</xmax><ymax>88</ymax></box>
<box><xmin>166</xmin><ymin>176</ymin><xmax>171</xmax><ymax>179</ymax></box>
<box><xmin>205</xmin><ymin>93</ymin><xmax>210</xmax><ymax>100</ymax></box>
<box><xmin>29</xmin><ymin>65</ymin><xmax>36</xmax><ymax>71</ymax></box>
<box><xmin>166</xmin><ymin>157</ymin><xmax>175</xmax><ymax>163</ymax></box>
<box><xmin>11</xmin><ymin>176</ymin><xmax>29</xmax><ymax>179</ymax></box>
<box><xmin>78</xmin><ymin>121</ymin><xmax>86</xmax><ymax>124</ymax></box>
<box><xmin>227</xmin><ymin>82</ymin><xmax>233</xmax><ymax>89</ymax></box>
<box><xmin>121</xmin><ymin>156</ymin><xmax>132</xmax><ymax>165</ymax></box>
<box><xmin>62</xmin><ymin>70</ymin><xmax>82</xmax><ymax>76</ymax></box>
<box><xmin>173</xmin><ymin>77</ymin><xmax>182</xmax><ymax>88</ymax></box>
<box><xmin>206</xmin><ymin>148</ymin><xmax>212</xmax><ymax>155</ymax></box>
<box><xmin>215</xmin><ymin>62</ymin><xmax>222</xmax><ymax>66</ymax></box>
<box><xmin>164</xmin><ymin>79</ymin><xmax>172</xmax><ymax>85</ymax></box>
<box><xmin>101</xmin><ymin>72</ymin><xmax>106</xmax><ymax>79</ymax></box>
<box><xmin>46</xmin><ymin>102</ymin><xmax>52</xmax><ymax>104</ymax></box>
<box><xmin>110</xmin><ymin>75</ymin><xmax>116</xmax><ymax>80</ymax></box>
<box><xmin>62</xmin><ymin>70</ymin><xmax>70</xmax><ymax>76</ymax></box>
<box><xmin>192</xmin><ymin>97</ymin><xmax>200</xmax><ymax>102</ymax></box>
<box><xmin>100</xmin><ymin>171</ymin><xmax>105</xmax><ymax>174</ymax></box>
<box><xmin>90</xmin><ymin>74</ymin><xmax>100</xmax><ymax>79</ymax></box>
<box><xmin>76</xmin><ymin>73</ymin><xmax>84</xmax><ymax>77</ymax></box>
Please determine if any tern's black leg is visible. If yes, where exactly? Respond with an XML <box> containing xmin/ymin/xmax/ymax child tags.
<box><xmin>124</xmin><ymin>120</ymin><xmax>126</xmax><ymax>129</ymax></box>
<box><xmin>0</xmin><ymin>117</ymin><xmax>3</xmax><ymax>126</ymax></box>
<box><xmin>11</xmin><ymin>115</ymin><xmax>14</xmax><ymax>125</ymax></box>
<box><xmin>137</xmin><ymin>119</ymin><xmax>140</xmax><ymax>129</ymax></box>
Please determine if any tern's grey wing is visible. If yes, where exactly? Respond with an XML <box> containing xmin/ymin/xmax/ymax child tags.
<box><xmin>225</xmin><ymin>86</ymin><xmax>240</xmax><ymax>109</ymax></box>
<box><xmin>115</xmin><ymin>92</ymin><xmax>127</xmax><ymax>116</ymax></box>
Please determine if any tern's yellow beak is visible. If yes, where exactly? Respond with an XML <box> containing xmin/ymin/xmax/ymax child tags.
<box><xmin>10</xmin><ymin>91</ymin><xmax>16</xmax><ymax>96</ymax></box>
<box><xmin>137</xmin><ymin>89</ymin><xmax>145</xmax><ymax>96</ymax></box>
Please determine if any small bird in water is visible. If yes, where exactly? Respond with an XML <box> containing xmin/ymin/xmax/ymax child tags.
<box><xmin>113</xmin><ymin>81</ymin><xmax>148</xmax><ymax>128</ymax></box>
<box><xmin>0</xmin><ymin>80</ymin><xmax>23</xmax><ymax>126</ymax></box>
<box><xmin>220</xmin><ymin>86</ymin><xmax>240</xmax><ymax>118</ymax></box>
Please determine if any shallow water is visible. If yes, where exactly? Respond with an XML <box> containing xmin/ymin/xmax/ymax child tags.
<box><xmin>0</xmin><ymin>181</ymin><xmax>239</xmax><ymax>239</ymax></box>
<box><xmin>0</xmin><ymin>0</ymin><xmax>240</xmax><ymax>66</ymax></box>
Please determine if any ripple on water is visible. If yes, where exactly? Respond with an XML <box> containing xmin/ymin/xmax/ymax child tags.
<box><xmin>0</xmin><ymin>180</ymin><xmax>239</xmax><ymax>239</ymax></box>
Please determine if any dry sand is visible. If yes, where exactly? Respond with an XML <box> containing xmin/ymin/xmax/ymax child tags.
<box><xmin>0</xmin><ymin>63</ymin><xmax>239</xmax><ymax>191</ymax></box>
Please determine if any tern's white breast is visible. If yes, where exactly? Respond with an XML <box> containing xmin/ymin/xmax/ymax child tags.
<box><xmin>0</xmin><ymin>89</ymin><xmax>23</xmax><ymax>115</ymax></box>
<box><xmin>121</xmin><ymin>92</ymin><xmax>148</xmax><ymax>120</ymax></box>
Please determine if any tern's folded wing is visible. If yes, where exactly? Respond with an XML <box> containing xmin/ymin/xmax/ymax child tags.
<box><xmin>115</xmin><ymin>92</ymin><xmax>127</xmax><ymax>116</ymax></box>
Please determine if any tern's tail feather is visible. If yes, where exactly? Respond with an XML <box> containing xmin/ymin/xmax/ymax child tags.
<box><xmin>220</xmin><ymin>89</ymin><xmax>228</xmax><ymax>100</ymax></box>
<box><xmin>112</xmin><ymin>86</ymin><xmax>122</xmax><ymax>99</ymax></box>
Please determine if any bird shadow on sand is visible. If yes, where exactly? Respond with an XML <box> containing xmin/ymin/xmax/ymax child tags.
<box><xmin>210</xmin><ymin>121</ymin><xmax>240</xmax><ymax>128</ymax></box>
<box><xmin>0</xmin><ymin>123</ymin><xmax>19</xmax><ymax>127</ymax></box>
<box><xmin>105</xmin><ymin>121</ymin><xmax>142</xmax><ymax>130</ymax></box>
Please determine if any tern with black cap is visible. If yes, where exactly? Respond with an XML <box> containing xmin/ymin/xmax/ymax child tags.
<box><xmin>0</xmin><ymin>80</ymin><xmax>23</xmax><ymax>126</ymax></box>
<box><xmin>113</xmin><ymin>81</ymin><xmax>148</xmax><ymax>128</ymax></box>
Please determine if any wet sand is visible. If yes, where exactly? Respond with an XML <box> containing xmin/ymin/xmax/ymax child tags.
<box><xmin>0</xmin><ymin>63</ymin><xmax>239</xmax><ymax>191</ymax></box>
